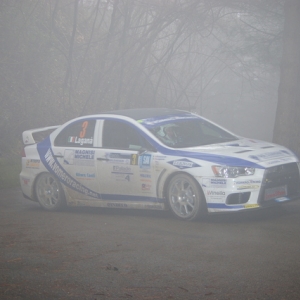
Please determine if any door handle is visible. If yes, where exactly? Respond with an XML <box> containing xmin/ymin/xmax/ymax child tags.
<box><xmin>97</xmin><ymin>157</ymin><xmax>109</xmax><ymax>161</ymax></box>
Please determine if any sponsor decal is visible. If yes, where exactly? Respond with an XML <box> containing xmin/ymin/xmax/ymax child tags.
<box><xmin>74</xmin><ymin>149</ymin><xmax>95</xmax><ymax>159</ymax></box>
<box><xmin>139</xmin><ymin>154</ymin><xmax>151</xmax><ymax>169</ymax></box>
<box><xmin>244</xmin><ymin>204</ymin><xmax>259</xmax><ymax>209</ymax></box>
<box><xmin>112</xmin><ymin>165</ymin><xmax>132</xmax><ymax>173</ymax></box>
<box><xmin>64</xmin><ymin>149</ymin><xmax>95</xmax><ymax>167</ymax></box>
<box><xmin>131</xmin><ymin>154</ymin><xmax>139</xmax><ymax>165</ymax></box>
<box><xmin>207</xmin><ymin>190</ymin><xmax>225</xmax><ymax>196</ymax></box>
<box><xmin>42</xmin><ymin>148</ymin><xmax>100</xmax><ymax>199</ymax></box>
<box><xmin>22</xmin><ymin>178</ymin><xmax>30</xmax><ymax>185</ymax></box>
<box><xmin>206</xmin><ymin>190</ymin><xmax>226</xmax><ymax>200</ymax></box>
<box><xmin>75</xmin><ymin>172</ymin><xmax>96</xmax><ymax>179</ymax></box>
<box><xmin>234</xmin><ymin>179</ymin><xmax>261</xmax><ymax>185</ymax></box>
<box><xmin>140</xmin><ymin>114</ymin><xmax>197</xmax><ymax>126</ymax></box>
<box><xmin>264</xmin><ymin>186</ymin><xmax>287</xmax><ymax>201</ymax></box>
<box><xmin>26</xmin><ymin>159</ymin><xmax>40</xmax><ymax>169</ymax></box>
<box><xmin>140</xmin><ymin>173</ymin><xmax>151</xmax><ymax>179</ymax></box>
<box><xmin>265</xmin><ymin>157</ymin><xmax>293</xmax><ymax>165</ymax></box>
<box><xmin>142</xmin><ymin>183</ymin><xmax>151</xmax><ymax>191</ymax></box>
<box><xmin>112</xmin><ymin>173</ymin><xmax>131</xmax><ymax>182</ymax></box>
<box><xmin>112</xmin><ymin>165</ymin><xmax>132</xmax><ymax>182</ymax></box>
<box><xmin>275</xmin><ymin>197</ymin><xmax>289</xmax><ymax>203</ymax></box>
<box><xmin>68</xmin><ymin>136</ymin><xmax>93</xmax><ymax>146</ymax></box>
<box><xmin>168</xmin><ymin>158</ymin><xmax>200</xmax><ymax>170</ymax></box>
<box><xmin>37</xmin><ymin>137</ymin><xmax>161</xmax><ymax>203</ymax></box>
<box><xmin>153</xmin><ymin>155</ymin><xmax>167</xmax><ymax>161</ymax></box>
<box><xmin>237</xmin><ymin>185</ymin><xmax>260</xmax><ymax>190</ymax></box>
<box><xmin>234</xmin><ymin>180</ymin><xmax>261</xmax><ymax>190</ymax></box>
<box><xmin>202</xmin><ymin>178</ymin><xmax>227</xmax><ymax>188</ymax></box>
<box><xmin>249</xmin><ymin>150</ymin><xmax>291</xmax><ymax>162</ymax></box>
<box><xmin>140</xmin><ymin>173</ymin><xmax>152</xmax><ymax>182</ymax></box>
<box><xmin>105</xmin><ymin>153</ymin><xmax>131</xmax><ymax>164</ymax></box>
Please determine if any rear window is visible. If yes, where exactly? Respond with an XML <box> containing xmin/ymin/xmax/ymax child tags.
<box><xmin>54</xmin><ymin>119</ymin><xmax>96</xmax><ymax>147</ymax></box>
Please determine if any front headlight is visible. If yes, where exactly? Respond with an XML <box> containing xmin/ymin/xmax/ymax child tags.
<box><xmin>212</xmin><ymin>165</ymin><xmax>255</xmax><ymax>178</ymax></box>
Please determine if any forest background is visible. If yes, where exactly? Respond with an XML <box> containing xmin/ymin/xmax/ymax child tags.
<box><xmin>0</xmin><ymin>0</ymin><xmax>299</xmax><ymax>188</ymax></box>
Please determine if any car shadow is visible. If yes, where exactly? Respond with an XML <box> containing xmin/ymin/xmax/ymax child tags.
<box><xmin>202</xmin><ymin>202</ymin><xmax>300</xmax><ymax>224</ymax></box>
<box><xmin>25</xmin><ymin>197</ymin><xmax>300</xmax><ymax>224</ymax></box>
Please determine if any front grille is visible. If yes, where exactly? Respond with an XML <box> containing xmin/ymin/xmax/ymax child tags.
<box><xmin>258</xmin><ymin>162</ymin><xmax>300</xmax><ymax>205</ymax></box>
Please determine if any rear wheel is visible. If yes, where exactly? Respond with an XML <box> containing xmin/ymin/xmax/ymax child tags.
<box><xmin>35</xmin><ymin>173</ymin><xmax>66</xmax><ymax>211</ymax></box>
<box><xmin>167</xmin><ymin>174</ymin><xmax>206</xmax><ymax>221</ymax></box>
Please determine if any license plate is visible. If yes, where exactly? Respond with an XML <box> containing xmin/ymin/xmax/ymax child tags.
<box><xmin>264</xmin><ymin>185</ymin><xmax>287</xmax><ymax>201</ymax></box>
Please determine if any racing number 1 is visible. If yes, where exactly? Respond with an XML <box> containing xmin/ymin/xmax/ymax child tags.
<box><xmin>79</xmin><ymin>121</ymin><xmax>88</xmax><ymax>138</ymax></box>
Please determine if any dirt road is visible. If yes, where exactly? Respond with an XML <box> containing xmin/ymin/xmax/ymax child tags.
<box><xmin>1</xmin><ymin>188</ymin><xmax>300</xmax><ymax>299</ymax></box>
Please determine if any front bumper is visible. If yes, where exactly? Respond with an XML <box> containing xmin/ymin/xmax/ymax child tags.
<box><xmin>203</xmin><ymin>162</ymin><xmax>300</xmax><ymax>213</ymax></box>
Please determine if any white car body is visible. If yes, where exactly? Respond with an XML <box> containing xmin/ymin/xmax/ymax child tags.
<box><xmin>20</xmin><ymin>108</ymin><xmax>300</xmax><ymax>219</ymax></box>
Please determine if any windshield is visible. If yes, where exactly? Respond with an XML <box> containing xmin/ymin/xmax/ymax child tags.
<box><xmin>141</xmin><ymin>117</ymin><xmax>238</xmax><ymax>148</ymax></box>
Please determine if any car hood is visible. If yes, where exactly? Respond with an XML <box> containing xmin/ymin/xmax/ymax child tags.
<box><xmin>160</xmin><ymin>138</ymin><xmax>298</xmax><ymax>169</ymax></box>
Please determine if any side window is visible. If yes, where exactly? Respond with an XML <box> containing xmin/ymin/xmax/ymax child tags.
<box><xmin>102</xmin><ymin>120</ymin><xmax>145</xmax><ymax>150</ymax></box>
<box><xmin>200</xmin><ymin>123</ymin><xmax>220</xmax><ymax>138</ymax></box>
<box><xmin>54</xmin><ymin>119</ymin><xmax>96</xmax><ymax>147</ymax></box>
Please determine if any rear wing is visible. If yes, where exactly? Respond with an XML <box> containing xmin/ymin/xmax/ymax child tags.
<box><xmin>22</xmin><ymin>126</ymin><xmax>60</xmax><ymax>145</ymax></box>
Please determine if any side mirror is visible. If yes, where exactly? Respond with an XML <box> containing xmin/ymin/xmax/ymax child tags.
<box><xmin>138</xmin><ymin>145</ymin><xmax>157</xmax><ymax>154</ymax></box>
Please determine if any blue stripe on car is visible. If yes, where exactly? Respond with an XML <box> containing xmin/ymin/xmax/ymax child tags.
<box><xmin>37</xmin><ymin>137</ymin><xmax>163</xmax><ymax>202</ymax></box>
<box><xmin>103</xmin><ymin>116</ymin><xmax>265</xmax><ymax>169</ymax></box>
<box><xmin>207</xmin><ymin>203</ymin><xmax>245</xmax><ymax>209</ymax></box>
<box><xmin>37</xmin><ymin>115</ymin><xmax>264</xmax><ymax>203</ymax></box>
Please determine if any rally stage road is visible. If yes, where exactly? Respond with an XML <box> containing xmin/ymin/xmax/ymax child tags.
<box><xmin>1</xmin><ymin>188</ymin><xmax>300</xmax><ymax>300</ymax></box>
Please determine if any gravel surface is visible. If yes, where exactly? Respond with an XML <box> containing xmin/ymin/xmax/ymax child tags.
<box><xmin>1</xmin><ymin>188</ymin><xmax>300</xmax><ymax>299</ymax></box>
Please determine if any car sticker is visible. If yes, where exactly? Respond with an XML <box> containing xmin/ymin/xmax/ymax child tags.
<box><xmin>37</xmin><ymin>137</ymin><xmax>162</xmax><ymax>203</ymax></box>
<box><xmin>139</xmin><ymin>113</ymin><xmax>198</xmax><ymax>127</ymax></box>
<box><xmin>202</xmin><ymin>178</ymin><xmax>227</xmax><ymax>188</ymax></box>
<box><xmin>139</xmin><ymin>154</ymin><xmax>151</xmax><ymax>169</ymax></box>
<box><xmin>111</xmin><ymin>165</ymin><xmax>133</xmax><ymax>182</ymax></box>
<box><xmin>249</xmin><ymin>150</ymin><xmax>292</xmax><ymax>162</ymax></box>
<box><xmin>157</xmin><ymin>146</ymin><xmax>265</xmax><ymax>169</ymax></box>
<box><xmin>168</xmin><ymin>158</ymin><xmax>201</xmax><ymax>169</ymax></box>
<box><xmin>207</xmin><ymin>203</ymin><xmax>245</xmax><ymax>209</ymax></box>
<box><xmin>67</xmin><ymin>136</ymin><xmax>93</xmax><ymax>146</ymax></box>
<box><xmin>77</xmin><ymin>116</ymin><xmax>265</xmax><ymax>169</ymax></box>
<box><xmin>26</xmin><ymin>159</ymin><xmax>40</xmax><ymax>169</ymax></box>
<box><xmin>64</xmin><ymin>149</ymin><xmax>95</xmax><ymax>167</ymax></box>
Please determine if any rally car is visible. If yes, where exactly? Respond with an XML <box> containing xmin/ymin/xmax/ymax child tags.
<box><xmin>20</xmin><ymin>108</ymin><xmax>300</xmax><ymax>220</ymax></box>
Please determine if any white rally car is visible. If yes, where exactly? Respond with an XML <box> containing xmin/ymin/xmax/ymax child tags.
<box><xmin>20</xmin><ymin>108</ymin><xmax>300</xmax><ymax>220</ymax></box>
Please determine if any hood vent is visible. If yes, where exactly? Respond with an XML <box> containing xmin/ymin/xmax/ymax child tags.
<box><xmin>235</xmin><ymin>150</ymin><xmax>253</xmax><ymax>154</ymax></box>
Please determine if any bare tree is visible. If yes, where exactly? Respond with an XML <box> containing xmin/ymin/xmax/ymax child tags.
<box><xmin>0</xmin><ymin>0</ymin><xmax>287</xmax><ymax>154</ymax></box>
<box><xmin>273</xmin><ymin>0</ymin><xmax>300</xmax><ymax>155</ymax></box>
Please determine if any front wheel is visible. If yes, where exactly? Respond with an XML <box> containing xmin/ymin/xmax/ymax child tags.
<box><xmin>167</xmin><ymin>174</ymin><xmax>206</xmax><ymax>221</ymax></box>
<box><xmin>35</xmin><ymin>173</ymin><xmax>66</xmax><ymax>211</ymax></box>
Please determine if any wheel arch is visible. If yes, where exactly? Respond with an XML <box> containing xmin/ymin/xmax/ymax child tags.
<box><xmin>32</xmin><ymin>171</ymin><xmax>67</xmax><ymax>204</ymax></box>
<box><xmin>162</xmin><ymin>171</ymin><xmax>207</xmax><ymax>208</ymax></box>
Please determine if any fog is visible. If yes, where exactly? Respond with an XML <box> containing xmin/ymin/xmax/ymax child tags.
<box><xmin>0</xmin><ymin>0</ymin><xmax>284</xmax><ymax>154</ymax></box>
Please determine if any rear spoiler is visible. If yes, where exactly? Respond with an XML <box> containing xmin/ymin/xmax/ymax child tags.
<box><xmin>22</xmin><ymin>126</ymin><xmax>60</xmax><ymax>145</ymax></box>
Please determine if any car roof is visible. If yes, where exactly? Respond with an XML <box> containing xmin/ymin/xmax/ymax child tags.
<box><xmin>103</xmin><ymin>108</ymin><xmax>188</xmax><ymax>120</ymax></box>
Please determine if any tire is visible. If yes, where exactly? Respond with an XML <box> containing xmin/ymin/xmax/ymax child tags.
<box><xmin>167</xmin><ymin>174</ymin><xmax>206</xmax><ymax>221</ymax></box>
<box><xmin>35</xmin><ymin>173</ymin><xmax>66</xmax><ymax>211</ymax></box>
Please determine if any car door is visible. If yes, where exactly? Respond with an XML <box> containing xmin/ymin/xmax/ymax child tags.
<box><xmin>52</xmin><ymin>118</ymin><xmax>101</xmax><ymax>200</ymax></box>
<box><xmin>95</xmin><ymin>118</ymin><xmax>158</xmax><ymax>203</ymax></box>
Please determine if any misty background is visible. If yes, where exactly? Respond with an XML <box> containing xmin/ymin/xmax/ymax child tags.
<box><xmin>1</xmin><ymin>0</ymin><xmax>298</xmax><ymax>157</ymax></box>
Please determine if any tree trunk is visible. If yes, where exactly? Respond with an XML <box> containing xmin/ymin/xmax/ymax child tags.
<box><xmin>273</xmin><ymin>0</ymin><xmax>300</xmax><ymax>156</ymax></box>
